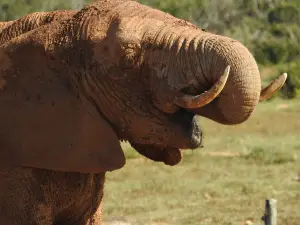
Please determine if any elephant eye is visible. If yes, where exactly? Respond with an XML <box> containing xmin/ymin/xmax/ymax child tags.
<box><xmin>120</xmin><ymin>43</ymin><xmax>142</xmax><ymax>68</ymax></box>
<box><xmin>122</xmin><ymin>52</ymin><xmax>136</xmax><ymax>67</ymax></box>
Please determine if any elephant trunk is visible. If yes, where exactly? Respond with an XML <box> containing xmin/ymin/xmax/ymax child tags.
<box><xmin>185</xmin><ymin>34</ymin><xmax>287</xmax><ymax>125</ymax></box>
<box><xmin>144</xmin><ymin>25</ymin><xmax>286</xmax><ymax>125</ymax></box>
<box><xmin>189</xmin><ymin>34</ymin><xmax>262</xmax><ymax>125</ymax></box>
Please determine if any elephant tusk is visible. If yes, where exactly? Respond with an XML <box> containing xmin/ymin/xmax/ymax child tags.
<box><xmin>259</xmin><ymin>73</ymin><xmax>287</xmax><ymax>102</ymax></box>
<box><xmin>174</xmin><ymin>65</ymin><xmax>230</xmax><ymax>109</ymax></box>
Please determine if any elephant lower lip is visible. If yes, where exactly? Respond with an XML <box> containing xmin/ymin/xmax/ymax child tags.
<box><xmin>130</xmin><ymin>142</ymin><xmax>183</xmax><ymax>166</ymax></box>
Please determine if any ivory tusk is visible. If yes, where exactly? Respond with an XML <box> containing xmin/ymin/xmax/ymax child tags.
<box><xmin>174</xmin><ymin>65</ymin><xmax>230</xmax><ymax>108</ymax></box>
<box><xmin>260</xmin><ymin>73</ymin><xmax>287</xmax><ymax>101</ymax></box>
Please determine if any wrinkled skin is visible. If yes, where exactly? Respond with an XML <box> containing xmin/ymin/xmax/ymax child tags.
<box><xmin>0</xmin><ymin>0</ymin><xmax>286</xmax><ymax>224</ymax></box>
<box><xmin>0</xmin><ymin>10</ymin><xmax>77</xmax><ymax>45</ymax></box>
<box><xmin>0</xmin><ymin>168</ymin><xmax>104</xmax><ymax>224</ymax></box>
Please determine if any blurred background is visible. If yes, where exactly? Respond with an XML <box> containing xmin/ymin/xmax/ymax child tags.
<box><xmin>0</xmin><ymin>1</ymin><xmax>299</xmax><ymax>225</ymax></box>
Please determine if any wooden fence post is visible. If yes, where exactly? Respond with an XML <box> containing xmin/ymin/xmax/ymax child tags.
<box><xmin>261</xmin><ymin>199</ymin><xmax>277</xmax><ymax>225</ymax></box>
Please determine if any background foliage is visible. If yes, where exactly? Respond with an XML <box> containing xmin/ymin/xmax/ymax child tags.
<box><xmin>0</xmin><ymin>0</ymin><xmax>299</xmax><ymax>98</ymax></box>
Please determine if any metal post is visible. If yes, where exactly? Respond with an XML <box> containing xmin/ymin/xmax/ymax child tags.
<box><xmin>262</xmin><ymin>199</ymin><xmax>277</xmax><ymax>225</ymax></box>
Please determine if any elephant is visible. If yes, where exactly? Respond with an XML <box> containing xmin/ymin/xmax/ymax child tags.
<box><xmin>0</xmin><ymin>0</ymin><xmax>286</xmax><ymax>224</ymax></box>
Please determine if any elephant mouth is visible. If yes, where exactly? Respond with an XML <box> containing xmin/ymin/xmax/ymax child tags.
<box><xmin>128</xmin><ymin>109</ymin><xmax>202</xmax><ymax>166</ymax></box>
<box><xmin>130</xmin><ymin>142</ymin><xmax>183</xmax><ymax>166</ymax></box>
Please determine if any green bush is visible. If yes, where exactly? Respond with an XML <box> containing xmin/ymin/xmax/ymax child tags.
<box><xmin>277</xmin><ymin>59</ymin><xmax>300</xmax><ymax>99</ymax></box>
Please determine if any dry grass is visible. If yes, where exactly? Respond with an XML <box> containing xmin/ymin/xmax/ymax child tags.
<box><xmin>102</xmin><ymin>98</ymin><xmax>300</xmax><ymax>225</ymax></box>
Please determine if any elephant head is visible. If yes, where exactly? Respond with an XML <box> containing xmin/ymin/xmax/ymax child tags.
<box><xmin>72</xmin><ymin>0</ymin><xmax>286</xmax><ymax>165</ymax></box>
<box><xmin>102</xmin><ymin>13</ymin><xmax>286</xmax><ymax>126</ymax></box>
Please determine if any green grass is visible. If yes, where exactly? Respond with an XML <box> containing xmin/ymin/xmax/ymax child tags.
<box><xmin>102</xmin><ymin>98</ymin><xmax>300</xmax><ymax>225</ymax></box>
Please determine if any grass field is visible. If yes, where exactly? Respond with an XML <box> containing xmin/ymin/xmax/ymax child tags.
<box><xmin>102</xmin><ymin>98</ymin><xmax>300</xmax><ymax>225</ymax></box>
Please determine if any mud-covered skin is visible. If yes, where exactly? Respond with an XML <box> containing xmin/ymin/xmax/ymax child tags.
<box><xmin>0</xmin><ymin>167</ymin><xmax>105</xmax><ymax>225</ymax></box>
<box><xmin>0</xmin><ymin>10</ymin><xmax>77</xmax><ymax>45</ymax></box>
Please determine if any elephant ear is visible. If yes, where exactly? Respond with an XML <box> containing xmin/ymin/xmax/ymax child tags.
<box><xmin>0</xmin><ymin>28</ymin><xmax>125</xmax><ymax>173</ymax></box>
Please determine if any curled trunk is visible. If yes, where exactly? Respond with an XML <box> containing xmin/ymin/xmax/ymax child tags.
<box><xmin>189</xmin><ymin>34</ymin><xmax>262</xmax><ymax>125</ymax></box>
<box><xmin>186</xmin><ymin>34</ymin><xmax>286</xmax><ymax>124</ymax></box>
<box><xmin>143</xmin><ymin>25</ymin><xmax>285</xmax><ymax>125</ymax></box>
